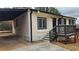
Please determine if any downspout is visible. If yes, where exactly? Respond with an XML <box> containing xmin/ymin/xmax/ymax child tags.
<box><xmin>30</xmin><ymin>9</ymin><xmax>33</xmax><ymax>42</ymax></box>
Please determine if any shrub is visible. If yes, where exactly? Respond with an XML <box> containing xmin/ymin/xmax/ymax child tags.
<box><xmin>0</xmin><ymin>23</ymin><xmax>12</xmax><ymax>31</ymax></box>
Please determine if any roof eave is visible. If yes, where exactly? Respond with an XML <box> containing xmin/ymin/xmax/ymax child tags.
<box><xmin>29</xmin><ymin>8</ymin><xmax>76</xmax><ymax>19</ymax></box>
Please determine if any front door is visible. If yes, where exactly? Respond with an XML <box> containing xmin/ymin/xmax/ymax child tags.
<box><xmin>53</xmin><ymin>18</ymin><xmax>56</xmax><ymax>27</ymax></box>
<box><xmin>52</xmin><ymin>18</ymin><xmax>56</xmax><ymax>32</ymax></box>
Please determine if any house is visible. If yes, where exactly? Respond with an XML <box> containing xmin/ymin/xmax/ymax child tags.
<box><xmin>76</xmin><ymin>24</ymin><xmax>79</xmax><ymax>32</ymax></box>
<box><xmin>0</xmin><ymin>7</ymin><xmax>77</xmax><ymax>43</ymax></box>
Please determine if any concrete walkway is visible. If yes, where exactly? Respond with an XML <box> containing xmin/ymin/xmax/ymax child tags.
<box><xmin>0</xmin><ymin>36</ymin><xmax>68</xmax><ymax>51</ymax></box>
<box><xmin>13</xmin><ymin>40</ymin><xmax>68</xmax><ymax>51</ymax></box>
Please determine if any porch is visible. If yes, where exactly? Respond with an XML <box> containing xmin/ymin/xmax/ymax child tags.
<box><xmin>49</xmin><ymin>24</ymin><xmax>77</xmax><ymax>44</ymax></box>
<box><xmin>48</xmin><ymin>16</ymin><xmax>77</xmax><ymax>44</ymax></box>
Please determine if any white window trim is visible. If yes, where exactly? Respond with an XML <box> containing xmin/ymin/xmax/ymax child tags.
<box><xmin>37</xmin><ymin>17</ymin><xmax>47</xmax><ymax>30</ymax></box>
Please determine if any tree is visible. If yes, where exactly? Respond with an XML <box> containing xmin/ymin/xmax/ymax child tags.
<box><xmin>35</xmin><ymin>7</ymin><xmax>47</xmax><ymax>11</ymax></box>
<box><xmin>35</xmin><ymin>7</ymin><xmax>61</xmax><ymax>15</ymax></box>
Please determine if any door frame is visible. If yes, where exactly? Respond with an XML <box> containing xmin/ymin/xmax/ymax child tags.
<box><xmin>52</xmin><ymin>18</ymin><xmax>57</xmax><ymax>27</ymax></box>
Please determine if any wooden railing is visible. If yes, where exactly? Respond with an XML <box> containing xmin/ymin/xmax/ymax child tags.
<box><xmin>49</xmin><ymin>26</ymin><xmax>57</xmax><ymax>41</ymax></box>
<box><xmin>49</xmin><ymin>25</ymin><xmax>76</xmax><ymax>42</ymax></box>
<box><xmin>57</xmin><ymin>25</ymin><xmax>76</xmax><ymax>34</ymax></box>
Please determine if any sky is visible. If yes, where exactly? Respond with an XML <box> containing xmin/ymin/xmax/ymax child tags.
<box><xmin>56</xmin><ymin>7</ymin><xmax>79</xmax><ymax>24</ymax></box>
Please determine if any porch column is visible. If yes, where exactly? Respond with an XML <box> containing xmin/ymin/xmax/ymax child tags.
<box><xmin>56</xmin><ymin>18</ymin><xmax>58</xmax><ymax>32</ymax></box>
<box><xmin>56</xmin><ymin>18</ymin><xmax>58</xmax><ymax>25</ymax></box>
<box><xmin>27</xmin><ymin>9</ymin><xmax>32</xmax><ymax>42</ymax></box>
<box><xmin>12</xmin><ymin>21</ymin><xmax>15</xmax><ymax>34</ymax></box>
<box><xmin>66</xmin><ymin>18</ymin><xmax>69</xmax><ymax>25</ymax></box>
<box><xmin>74</xmin><ymin>19</ymin><xmax>76</xmax><ymax>25</ymax></box>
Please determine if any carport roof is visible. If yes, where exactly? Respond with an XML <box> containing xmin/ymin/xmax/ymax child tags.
<box><xmin>0</xmin><ymin>8</ymin><xmax>27</xmax><ymax>20</ymax></box>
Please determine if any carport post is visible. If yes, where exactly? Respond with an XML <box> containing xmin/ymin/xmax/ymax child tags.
<box><xmin>28</xmin><ymin>9</ymin><xmax>33</xmax><ymax>43</ymax></box>
<box><xmin>12</xmin><ymin>21</ymin><xmax>15</xmax><ymax>34</ymax></box>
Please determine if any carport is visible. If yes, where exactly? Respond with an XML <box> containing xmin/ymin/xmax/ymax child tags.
<box><xmin>0</xmin><ymin>8</ymin><xmax>28</xmax><ymax>38</ymax></box>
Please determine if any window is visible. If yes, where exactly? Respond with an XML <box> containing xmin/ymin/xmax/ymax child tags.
<box><xmin>69</xmin><ymin>19</ymin><xmax>75</xmax><ymax>25</ymax></box>
<box><xmin>72</xmin><ymin>20</ymin><xmax>75</xmax><ymax>25</ymax></box>
<box><xmin>37</xmin><ymin>17</ymin><xmax>47</xmax><ymax>29</ymax></box>
<box><xmin>64</xmin><ymin>19</ymin><xmax>66</xmax><ymax>24</ymax></box>
<box><xmin>58</xmin><ymin>18</ymin><xmax>62</xmax><ymax>25</ymax></box>
<box><xmin>69</xmin><ymin>19</ymin><xmax>71</xmax><ymax>24</ymax></box>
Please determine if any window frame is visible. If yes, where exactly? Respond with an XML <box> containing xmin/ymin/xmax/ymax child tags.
<box><xmin>72</xmin><ymin>20</ymin><xmax>75</xmax><ymax>25</ymax></box>
<box><xmin>69</xmin><ymin>19</ymin><xmax>71</xmax><ymax>25</ymax></box>
<box><xmin>64</xmin><ymin>19</ymin><xmax>66</xmax><ymax>24</ymax></box>
<box><xmin>69</xmin><ymin>19</ymin><xmax>75</xmax><ymax>25</ymax></box>
<box><xmin>37</xmin><ymin>17</ymin><xmax>47</xmax><ymax>30</ymax></box>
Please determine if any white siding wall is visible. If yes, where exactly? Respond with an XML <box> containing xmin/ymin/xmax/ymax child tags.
<box><xmin>15</xmin><ymin>12</ymin><xmax>31</xmax><ymax>41</ymax></box>
<box><xmin>32</xmin><ymin>12</ymin><xmax>55</xmax><ymax>41</ymax></box>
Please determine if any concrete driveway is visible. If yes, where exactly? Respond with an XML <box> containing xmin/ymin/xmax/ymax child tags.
<box><xmin>13</xmin><ymin>40</ymin><xmax>68</xmax><ymax>51</ymax></box>
<box><xmin>0</xmin><ymin>36</ymin><xmax>67</xmax><ymax>51</ymax></box>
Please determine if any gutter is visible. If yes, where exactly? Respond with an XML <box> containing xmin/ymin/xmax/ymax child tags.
<box><xmin>30</xmin><ymin>9</ymin><xmax>33</xmax><ymax>42</ymax></box>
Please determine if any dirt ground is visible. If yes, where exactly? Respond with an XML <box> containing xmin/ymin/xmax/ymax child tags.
<box><xmin>52</xmin><ymin>36</ymin><xmax>79</xmax><ymax>51</ymax></box>
<box><xmin>0</xmin><ymin>36</ymin><xmax>27</xmax><ymax>51</ymax></box>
